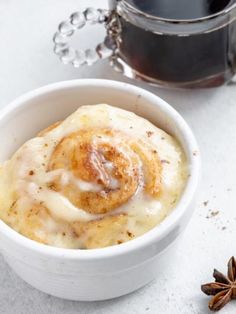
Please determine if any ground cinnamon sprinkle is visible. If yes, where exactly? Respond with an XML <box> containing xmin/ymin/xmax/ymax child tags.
<box><xmin>146</xmin><ymin>131</ymin><xmax>154</xmax><ymax>137</ymax></box>
<box><xmin>206</xmin><ymin>210</ymin><xmax>219</xmax><ymax>219</ymax></box>
<box><xmin>210</xmin><ymin>210</ymin><xmax>219</xmax><ymax>217</ymax></box>
<box><xmin>161</xmin><ymin>160</ymin><xmax>170</xmax><ymax>164</ymax></box>
<box><xmin>127</xmin><ymin>231</ymin><xmax>133</xmax><ymax>237</ymax></box>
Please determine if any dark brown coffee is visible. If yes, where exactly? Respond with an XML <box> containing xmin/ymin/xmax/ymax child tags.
<box><xmin>116</xmin><ymin>0</ymin><xmax>236</xmax><ymax>87</ymax></box>
<box><xmin>128</xmin><ymin>0</ymin><xmax>231</xmax><ymax>20</ymax></box>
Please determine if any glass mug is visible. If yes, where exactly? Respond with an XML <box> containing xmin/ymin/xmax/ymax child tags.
<box><xmin>53</xmin><ymin>0</ymin><xmax>236</xmax><ymax>88</ymax></box>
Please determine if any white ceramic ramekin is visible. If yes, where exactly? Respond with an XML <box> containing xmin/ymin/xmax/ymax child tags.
<box><xmin>0</xmin><ymin>79</ymin><xmax>200</xmax><ymax>301</ymax></box>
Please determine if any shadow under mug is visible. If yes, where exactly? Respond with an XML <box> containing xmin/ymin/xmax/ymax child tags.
<box><xmin>53</xmin><ymin>0</ymin><xmax>236</xmax><ymax>89</ymax></box>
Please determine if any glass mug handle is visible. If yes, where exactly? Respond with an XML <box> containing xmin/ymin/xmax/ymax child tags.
<box><xmin>53</xmin><ymin>8</ymin><xmax>118</xmax><ymax>67</ymax></box>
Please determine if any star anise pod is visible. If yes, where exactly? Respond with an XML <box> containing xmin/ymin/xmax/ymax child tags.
<box><xmin>201</xmin><ymin>257</ymin><xmax>236</xmax><ymax>311</ymax></box>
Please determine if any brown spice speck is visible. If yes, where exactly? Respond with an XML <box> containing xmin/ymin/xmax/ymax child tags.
<box><xmin>206</xmin><ymin>210</ymin><xmax>220</xmax><ymax>219</ymax></box>
<box><xmin>161</xmin><ymin>160</ymin><xmax>170</xmax><ymax>164</ymax></box>
<box><xmin>10</xmin><ymin>201</ymin><xmax>16</xmax><ymax>209</ymax></box>
<box><xmin>117</xmin><ymin>240</ymin><xmax>123</xmax><ymax>244</ymax></box>
<box><xmin>203</xmin><ymin>200</ymin><xmax>209</xmax><ymax>207</ymax></box>
<box><xmin>29</xmin><ymin>170</ymin><xmax>34</xmax><ymax>176</ymax></box>
<box><xmin>211</xmin><ymin>210</ymin><xmax>219</xmax><ymax>217</ymax></box>
<box><xmin>127</xmin><ymin>231</ymin><xmax>133</xmax><ymax>238</ymax></box>
<box><xmin>146</xmin><ymin>131</ymin><xmax>154</xmax><ymax>137</ymax></box>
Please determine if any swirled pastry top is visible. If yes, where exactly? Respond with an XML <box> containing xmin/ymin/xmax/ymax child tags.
<box><xmin>0</xmin><ymin>104</ymin><xmax>188</xmax><ymax>249</ymax></box>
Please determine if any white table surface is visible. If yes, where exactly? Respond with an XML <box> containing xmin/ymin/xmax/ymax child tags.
<box><xmin>1</xmin><ymin>1</ymin><xmax>236</xmax><ymax>313</ymax></box>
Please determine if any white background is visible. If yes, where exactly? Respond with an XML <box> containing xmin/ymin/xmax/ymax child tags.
<box><xmin>1</xmin><ymin>1</ymin><xmax>236</xmax><ymax>313</ymax></box>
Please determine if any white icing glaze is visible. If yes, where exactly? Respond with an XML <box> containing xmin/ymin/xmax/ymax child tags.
<box><xmin>27</xmin><ymin>182</ymin><xmax>100</xmax><ymax>222</ymax></box>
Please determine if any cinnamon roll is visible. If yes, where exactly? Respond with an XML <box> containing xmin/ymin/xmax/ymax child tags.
<box><xmin>0</xmin><ymin>104</ymin><xmax>187</xmax><ymax>249</ymax></box>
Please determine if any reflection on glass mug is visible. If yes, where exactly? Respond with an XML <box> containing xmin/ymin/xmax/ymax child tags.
<box><xmin>53</xmin><ymin>0</ymin><xmax>236</xmax><ymax>88</ymax></box>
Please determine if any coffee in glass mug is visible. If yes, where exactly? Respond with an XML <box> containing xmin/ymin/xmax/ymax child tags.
<box><xmin>53</xmin><ymin>0</ymin><xmax>236</xmax><ymax>88</ymax></box>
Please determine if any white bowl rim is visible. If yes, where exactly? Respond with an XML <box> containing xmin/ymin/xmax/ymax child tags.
<box><xmin>0</xmin><ymin>79</ymin><xmax>201</xmax><ymax>260</ymax></box>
